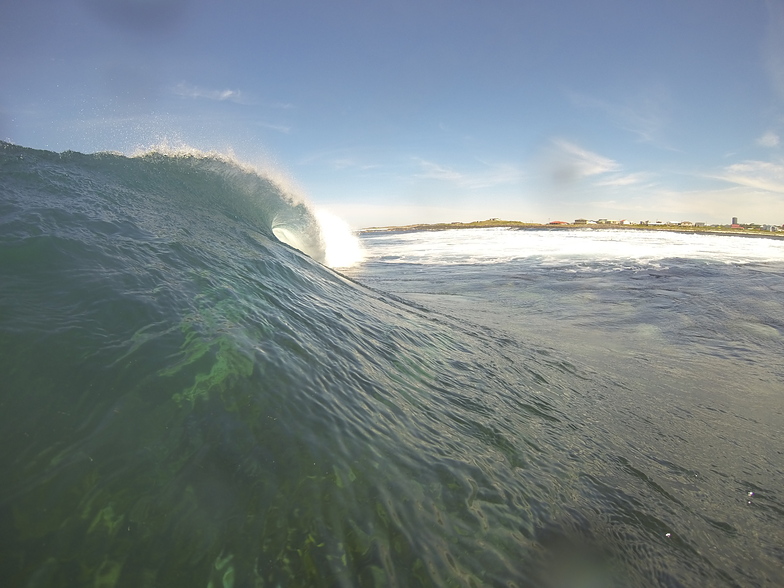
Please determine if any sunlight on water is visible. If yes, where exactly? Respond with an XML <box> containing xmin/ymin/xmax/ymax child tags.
<box><xmin>316</xmin><ymin>208</ymin><xmax>365</xmax><ymax>268</ymax></box>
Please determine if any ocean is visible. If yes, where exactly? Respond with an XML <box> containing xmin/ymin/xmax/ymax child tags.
<box><xmin>1</xmin><ymin>141</ymin><xmax>782</xmax><ymax>587</ymax></box>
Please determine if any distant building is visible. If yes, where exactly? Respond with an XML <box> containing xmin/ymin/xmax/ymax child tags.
<box><xmin>695</xmin><ymin>222</ymin><xmax>706</xmax><ymax>227</ymax></box>
<box><xmin>732</xmin><ymin>216</ymin><xmax>738</xmax><ymax>225</ymax></box>
<box><xmin>548</xmin><ymin>220</ymin><xmax>569</xmax><ymax>225</ymax></box>
<box><xmin>574</xmin><ymin>218</ymin><xmax>588</xmax><ymax>224</ymax></box>
<box><xmin>679</xmin><ymin>221</ymin><xmax>694</xmax><ymax>226</ymax></box>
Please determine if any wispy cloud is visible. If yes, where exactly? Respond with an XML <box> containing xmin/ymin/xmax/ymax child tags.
<box><xmin>413</xmin><ymin>158</ymin><xmax>522</xmax><ymax>189</ymax></box>
<box><xmin>172</xmin><ymin>82</ymin><xmax>251</xmax><ymax>104</ymax></box>
<box><xmin>329</xmin><ymin>157</ymin><xmax>380</xmax><ymax>171</ymax></box>
<box><xmin>253</xmin><ymin>121</ymin><xmax>291</xmax><ymax>134</ymax></box>
<box><xmin>415</xmin><ymin>159</ymin><xmax>464</xmax><ymax>182</ymax></box>
<box><xmin>594</xmin><ymin>172</ymin><xmax>653</xmax><ymax>187</ymax></box>
<box><xmin>715</xmin><ymin>159</ymin><xmax>784</xmax><ymax>193</ymax></box>
<box><xmin>650</xmin><ymin>186</ymin><xmax>784</xmax><ymax>223</ymax></box>
<box><xmin>299</xmin><ymin>147</ymin><xmax>382</xmax><ymax>172</ymax></box>
<box><xmin>570</xmin><ymin>89</ymin><xmax>672</xmax><ymax>146</ymax></box>
<box><xmin>298</xmin><ymin>148</ymin><xmax>381</xmax><ymax>171</ymax></box>
<box><xmin>757</xmin><ymin>130</ymin><xmax>780</xmax><ymax>147</ymax></box>
<box><xmin>548</xmin><ymin>139</ymin><xmax>620</xmax><ymax>184</ymax></box>
<box><xmin>582</xmin><ymin>183</ymin><xmax>784</xmax><ymax>225</ymax></box>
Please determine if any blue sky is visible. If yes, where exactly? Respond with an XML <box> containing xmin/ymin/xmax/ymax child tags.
<box><xmin>2</xmin><ymin>0</ymin><xmax>784</xmax><ymax>228</ymax></box>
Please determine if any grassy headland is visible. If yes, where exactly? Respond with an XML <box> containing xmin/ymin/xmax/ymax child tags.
<box><xmin>361</xmin><ymin>219</ymin><xmax>537</xmax><ymax>232</ymax></box>
<box><xmin>360</xmin><ymin>219</ymin><xmax>784</xmax><ymax>239</ymax></box>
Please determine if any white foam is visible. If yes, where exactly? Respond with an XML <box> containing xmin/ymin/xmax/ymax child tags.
<box><xmin>315</xmin><ymin>208</ymin><xmax>365</xmax><ymax>268</ymax></box>
<box><xmin>363</xmin><ymin>228</ymin><xmax>784</xmax><ymax>266</ymax></box>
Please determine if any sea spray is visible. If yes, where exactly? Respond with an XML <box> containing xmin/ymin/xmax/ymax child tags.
<box><xmin>127</xmin><ymin>141</ymin><xmax>364</xmax><ymax>268</ymax></box>
<box><xmin>315</xmin><ymin>208</ymin><xmax>365</xmax><ymax>268</ymax></box>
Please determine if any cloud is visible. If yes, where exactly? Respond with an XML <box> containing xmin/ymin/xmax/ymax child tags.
<box><xmin>328</xmin><ymin>157</ymin><xmax>379</xmax><ymax>171</ymax></box>
<box><xmin>569</xmin><ymin>89</ymin><xmax>671</xmax><ymax>146</ymax></box>
<box><xmin>413</xmin><ymin>158</ymin><xmax>522</xmax><ymax>189</ymax></box>
<box><xmin>594</xmin><ymin>172</ymin><xmax>652</xmax><ymax>187</ymax></box>
<box><xmin>581</xmin><ymin>184</ymin><xmax>784</xmax><ymax>225</ymax></box>
<box><xmin>298</xmin><ymin>149</ymin><xmax>382</xmax><ymax>170</ymax></box>
<box><xmin>172</xmin><ymin>82</ymin><xmax>250</xmax><ymax>104</ymax></box>
<box><xmin>253</xmin><ymin>121</ymin><xmax>291</xmax><ymax>134</ymax></box>
<box><xmin>415</xmin><ymin>159</ymin><xmax>464</xmax><ymax>182</ymax></box>
<box><xmin>715</xmin><ymin>159</ymin><xmax>784</xmax><ymax>193</ymax></box>
<box><xmin>757</xmin><ymin>130</ymin><xmax>780</xmax><ymax>147</ymax></box>
<box><xmin>548</xmin><ymin>139</ymin><xmax>620</xmax><ymax>185</ymax></box>
<box><xmin>654</xmin><ymin>186</ymin><xmax>784</xmax><ymax>223</ymax></box>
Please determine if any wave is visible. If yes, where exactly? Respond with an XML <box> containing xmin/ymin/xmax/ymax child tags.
<box><xmin>1</xmin><ymin>140</ymin><xmax>565</xmax><ymax>586</ymax></box>
<box><xmin>1</xmin><ymin>140</ymin><xmax>365</xmax><ymax>267</ymax></box>
<box><xmin>1</xmin><ymin>141</ymin><xmax>778</xmax><ymax>587</ymax></box>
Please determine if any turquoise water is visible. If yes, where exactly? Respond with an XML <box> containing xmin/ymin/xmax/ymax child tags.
<box><xmin>1</xmin><ymin>142</ymin><xmax>782</xmax><ymax>587</ymax></box>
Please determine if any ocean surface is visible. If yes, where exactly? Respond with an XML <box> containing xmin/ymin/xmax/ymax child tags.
<box><xmin>1</xmin><ymin>141</ymin><xmax>783</xmax><ymax>587</ymax></box>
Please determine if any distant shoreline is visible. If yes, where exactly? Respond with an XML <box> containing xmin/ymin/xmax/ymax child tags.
<box><xmin>359</xmin><ymin>220</ymin><xmax>784</xmax><ymax>240</ymax></box>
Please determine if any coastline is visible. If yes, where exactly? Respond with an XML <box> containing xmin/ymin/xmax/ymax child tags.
<box><xmin>359</xmin><ymin>219</ymin><xmax>784</xmax><ymax>240</ymax></box>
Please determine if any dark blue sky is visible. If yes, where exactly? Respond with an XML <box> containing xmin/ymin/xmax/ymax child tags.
<box><xmin>2</xmin><ymin>0</ymin><xmax>783</xmax><ymax>227</ymax></box>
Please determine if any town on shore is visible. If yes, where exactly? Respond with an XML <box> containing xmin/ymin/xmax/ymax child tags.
<box><xmin>362</xmin><ymin>216</ymin><xmax>784</xmax><ymax>237</ymax></box>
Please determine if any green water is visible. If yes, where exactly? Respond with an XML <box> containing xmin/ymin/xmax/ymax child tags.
<box><xmin>2</xmin><ymin>142</ymin><xmax>782</xmax><ymax>587</ymax></box>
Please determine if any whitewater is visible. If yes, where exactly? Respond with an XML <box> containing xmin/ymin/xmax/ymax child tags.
<box><xmin>1</xmin><ymin>142</ymin><xmax>783</xmax><ymax>587</ymax></box>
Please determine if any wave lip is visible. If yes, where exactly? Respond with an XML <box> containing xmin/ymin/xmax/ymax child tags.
<box><xmin>133</xmin><ymin>146</ymin><xmax>330</xmax><ymax>264</ymax></box>
<box><xmin>1</xmin><ymin>140</ymin><xmax>367</xmax><ymax>268</ymax></box>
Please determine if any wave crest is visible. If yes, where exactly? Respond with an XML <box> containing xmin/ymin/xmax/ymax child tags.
<box><xmin>129</xmin><ymin>146</ymin><xmax>329</xmax><ymax>263</ymax></box>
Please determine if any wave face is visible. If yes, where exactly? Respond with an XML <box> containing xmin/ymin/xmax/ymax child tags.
<box><xmin>1</xmin><ymin>142</ymin><xmax>779</xmax><ymax>587</ymax></box>
<box><xmin>0</xmin><ymin>142</ymin><xmax>561</xmax><ymax>586</ymax></box>
<box><xmin>4</xmin><ymin>141</ymin><xmax>327</xmax><ymax>262</ymax></box>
